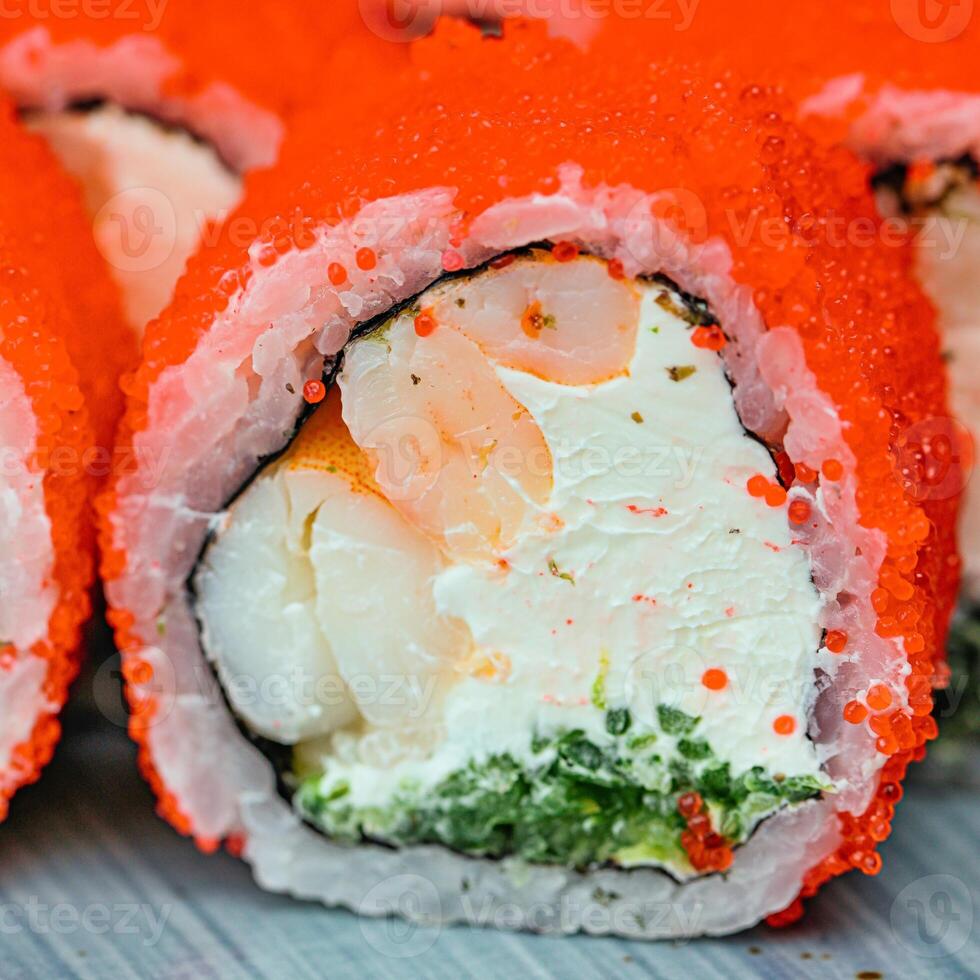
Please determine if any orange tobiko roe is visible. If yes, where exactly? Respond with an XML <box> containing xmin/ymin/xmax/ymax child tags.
<box><xmin>0</xmin><ymin>109</ymin><xmax>133</xmax><ymax>453</ymax></box>
<box><xmin>478</xmin><ymin>0</ymin><xmax>979</xmax><ymax>113</ymax></box>
<box><xmin>101</xmin><ymin>20</ymin><xmax>960</xmax><ymax>912</ymax></box>
<box><xmin>0</xmin><ymin>100</ymin><xmax>130</xmax><ymax>819</ymax></box>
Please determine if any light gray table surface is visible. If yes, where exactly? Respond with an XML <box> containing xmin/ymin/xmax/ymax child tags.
<box><xmin>1</xmin><ymin>672</ymin><xmax>977</xmax><ymax>980</ymax></box>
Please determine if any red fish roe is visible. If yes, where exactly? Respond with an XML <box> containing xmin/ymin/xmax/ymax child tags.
<box><xmin>355</xmin><ymin>247</ymin><xmax>377</xmax><ymax>271</ymax></box>
<box><xmin>679</xmin><ymin>796</ymin><xmax>734</xmax><ymax>873</ymax></box>
<box><xmin>552</xmin><ymin>241</ymin><xmax>580</xmax><ymax>262</ymax></box>
<box><xmin>125</xmin><ymin>660</ymin><xmax>154</xmax><ymax>686</ymax></box>
<box><xmin>881</xmin><ymin>565</ymin><xmax>915</xmax><ymax>601</ymax></box>
<box><xmin>869</xmin><ymin>714</ymin><xmax>892</xmax><ymax>737</ymax></box>
<box><xmin>414</xmin><ymin>309</ymin><xmax>438</xmax><ymax>338</ymax></box>
<box><xmin>870</xmin><ymin>587</ymin><xmax>891</xmax><ymax>615</ymax></box>
<box><xmin>691</xmin><ymin>324</ymin><xmax>726</xmax><ymax>351</ymax></box>
<box><xmin>788</xmin><ymin>499</ymin><xmax>812</xmax><ymax>524</ymax></box>
<box><xmin>701</xmin><ymin>668</ymin><xmax>728</xmax><ymax>691</ymax></box>
<box><xmin>825</xmin><ymin>630</ymin><xmax>848</xmax><ymax>654</ymax></box>
<box><xmin>687</xmin><ymin>812</ymin><xmax>710</xmax><ymax>836</ymax></box>
<box><xmin>866</xmin><ymin>684</ymin><xmax>893</xmax><ymax>712</ymax></box>
<box><xmin>99</xmin><ymin>20</ymin><xmax>958</xmax><ymax>907</ymax></box>
<box><xmin>328</xmin><ymin>262</ymin><xmax>348</xmax><ymax>286</ymax></box>
<box><xmin>907</xmin><ymin>675</ymin><xmax>934</xmax><ymax>717</ymax></box>
<box><xmin>843</xmin><ymin>701</ymin><xmax>868</xmax><ymax>725</ymax></box>
<box><xmin>878</xmin><ymin>781</ymin><xmax>903</xmax><ymax>805</ymax></box>
<box><xmin>303</xmin><ymin>379</ymin><xmax>326</xmax><ymax>404</ymax></box>
<box><xmin>764</xmin><ymin>485</ymin><xmax>788</xmax><ymax>508</ymax></box>
<box><xmin>766</xmin><ymin>900</ymin><xmax>805</xmax><ymax>928</ymax></box>
<box><xmin>794</xmin><ymin>462</ymin><xmax>817</xmax><ymax>484</ymax></box>
<box><xmin>747</xmin><ymin>475</ymin><xmax>769</xmax><ymax>498</ymax></box>
<box><xmin>773</xmin><ymin>715</ymin><xmax>796</xmax><ymax>736</ymax></box>
<box><xmin>821</xmin><ymin>459</ymin><xmax>844</xmax><ymax>482</ymax></box>
<box><xmin>607</xmin><ymin>258</ymin><xmax>625</xmax><ymax>280</ymax></box>
<box><xmin>442</xmin><ymin>249</ymin><xmax>464</xmax><ymax>271</ymax></box>
<box><xmin>677</xmin><ymin>791</ymin><xmax>702</xmax><ymax>819</ymax></box>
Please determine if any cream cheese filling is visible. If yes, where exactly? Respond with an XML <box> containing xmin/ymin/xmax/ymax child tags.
<box><xmin>195</xmin><ymin>253</ymin><xmax>826</xmax><ymax>871</ymax></box>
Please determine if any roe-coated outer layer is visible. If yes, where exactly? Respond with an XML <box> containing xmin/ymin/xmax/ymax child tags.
<box><xmin>0</xmin><ymin>100</ymin><xmax>129</xmax><ymax>817</ymax></box>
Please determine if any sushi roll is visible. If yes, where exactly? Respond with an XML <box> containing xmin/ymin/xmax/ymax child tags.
<box><xmin>101</xmin><ymin>21</ymin><xmax>959</xmax><ymax>936</ymax></box>
<box><xmin>0</xmin><ymin>0</ymin><xmax>398</xmax><ymax>330</ymax></box>
<box><xmin>0</xmin><ymin>99</ymin><xmax>129</xmax><ymax>819</ymax></box>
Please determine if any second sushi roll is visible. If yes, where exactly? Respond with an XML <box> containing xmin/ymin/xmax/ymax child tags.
<box><xmin>101</xmin><ymin>20</ymin><xmax>959</xmax><ymax>936</ymax></box>
<box><xmin>0</xmin><ymin>98</ymin><xmax>129</xmax><ymax>819</ymax></box>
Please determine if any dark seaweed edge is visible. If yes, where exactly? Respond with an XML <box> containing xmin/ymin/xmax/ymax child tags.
<box><xmin>20</xmin><ymin>99</ymin><xmax>242</xmax><ymax>176</ymax></box>
<box><xmin>647</xmin><ymin>273</ymin><xmax>719</xmax><ymax>327</ymax></box>
<box><xmin>184</xmin><ymin>242</ymin><xmax>827</xmax><ymax>872</ymax></box>
<box><xmin>871</xmin><ymin>153</ymin><xmax>979</xmax><ymax>215</ymax></box>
